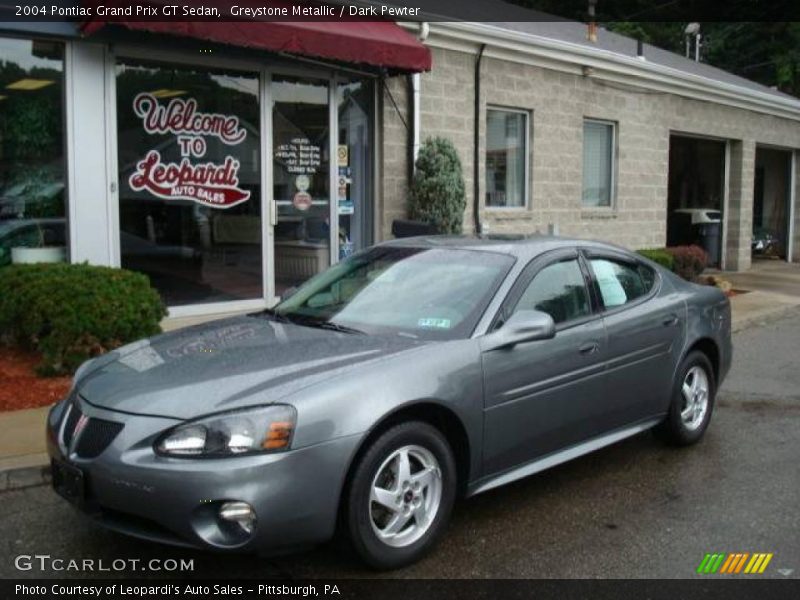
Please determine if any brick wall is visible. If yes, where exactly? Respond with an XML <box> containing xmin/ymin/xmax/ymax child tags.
<box><xmin>380</xmin><ymin>45</ymin><xmax>800</xmax><ymax>271</ymax></box>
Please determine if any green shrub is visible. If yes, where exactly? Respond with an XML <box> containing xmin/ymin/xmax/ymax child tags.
<box><xmin>408</xmin><ymin>137</ymin><xmax>466</xmax><ymax>234</ymax></box>
<box><xmin>0</xmin><ymin>263</ymin><xmax>166</xmax><ymax>375</ymax></box>
<box><xmin>637</xmin><ymin>248</ymin><xmax>674</xmax><ymax>271</ymax></box>
<box><xmin>666</xmin><ymin>245</ymin><xmax>709</xmax><ymax>281</ymax></box>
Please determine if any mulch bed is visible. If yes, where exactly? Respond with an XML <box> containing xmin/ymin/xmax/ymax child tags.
<box><xmin>0</xmin><ymin>348</ymin><xmax>72</xmax><ymax>412</ymax></box>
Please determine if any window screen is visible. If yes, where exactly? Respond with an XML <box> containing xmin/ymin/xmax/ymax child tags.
<box><xmin>582</xmin><ymin>120</ymin><xmax>614</xmax><ymax>207</ymax></box>
<box><xmin>486</xmin><ymin>109</ymin><xmax>527</xmax><ymax>208</ymax></box>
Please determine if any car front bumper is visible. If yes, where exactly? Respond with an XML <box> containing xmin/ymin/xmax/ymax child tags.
<box><xmin>46</xmin><ymin>396</ymin><xmax>361</xmax><ymax>553</ymax></box>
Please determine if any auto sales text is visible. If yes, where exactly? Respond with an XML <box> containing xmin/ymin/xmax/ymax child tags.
<box><xmin>16</xmin><ymin>584</ymin><xmax>340</xmax><ymax>596</ymax></box>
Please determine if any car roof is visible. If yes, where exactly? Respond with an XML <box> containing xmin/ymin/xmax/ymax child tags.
<box><xmin>379</xmin><ymin>234</ymin><xmax>632</xmax><ymax>261</ymax></box>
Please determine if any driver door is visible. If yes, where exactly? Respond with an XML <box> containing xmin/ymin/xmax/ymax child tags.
<box><xmin>480</xmin><ymin>250</ymin><xmax>608</xmax><ymax>477</ymax></box>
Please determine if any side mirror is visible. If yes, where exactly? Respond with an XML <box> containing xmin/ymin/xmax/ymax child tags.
<box><xmin>482</xmin><ymin>309</ymin><xmax>556</xmax><ymax>351</ymax></box>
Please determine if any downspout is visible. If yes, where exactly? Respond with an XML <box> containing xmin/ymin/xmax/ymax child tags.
<box><xmin>409</xmin><ymin>22</ymin><xmax>428</xmax><ymax>180</ymax></box>
<box><xmin>407</xmin><ymin>73</ymin><xmax>421</xmax><ymax>183</ymax></box>
<box><xmin>411</xmin><ymin>73</ymin><xmax>421</xmax><ymax>167</ymax></box>
<box><xmin>473</xmin><ymin>43</ymin><xmax>486</xmax><ymax>236</ymax></box>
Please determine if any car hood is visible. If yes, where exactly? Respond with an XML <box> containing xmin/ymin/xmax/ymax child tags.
<box><xmin>76</xmin><ymin>315</ymin><xmax>425</xmax><ymax>419</ymax></box>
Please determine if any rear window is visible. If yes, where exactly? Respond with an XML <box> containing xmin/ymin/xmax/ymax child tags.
<box><xmin>591</xmin><ymin>258</ymin><xmax>656</xmax><ymax>309</ymax></box>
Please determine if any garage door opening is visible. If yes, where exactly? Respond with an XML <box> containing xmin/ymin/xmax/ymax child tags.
<box><xmin>753</xmin><ymin>147</ymin><xmax>792</xmax><ymax>261</ymax></box>
<box><xmin>667</xmin><ymin>135</ymin><xmax>726</xmax><ymax>268</ymax></box>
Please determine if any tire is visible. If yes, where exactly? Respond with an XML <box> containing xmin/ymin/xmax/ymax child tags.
<box><xmin>345</xmin><ymin>421</ymin><xmax>457</xmax><ymax>569</ymax></box>
<box><xmin>654</xmin><ymin>350</ymin><xmax>716</xmax><ymax>446</ymax></box>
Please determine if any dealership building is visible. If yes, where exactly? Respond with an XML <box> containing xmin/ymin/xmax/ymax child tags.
<box><xmin>1</xmin><ymin>5</ymin><xmax>799</xmax><ymax>319</ymax></box>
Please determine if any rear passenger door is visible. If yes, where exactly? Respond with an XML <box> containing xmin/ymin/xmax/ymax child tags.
<box><xmin>481</xmin><ymin>250</ymin><xmax>608</xmax><ymax>476</ymax></box>
<box><xmin>583</xmin><ymin>250</ymin><xmax>684</xmax><ymax>425</ymax></box>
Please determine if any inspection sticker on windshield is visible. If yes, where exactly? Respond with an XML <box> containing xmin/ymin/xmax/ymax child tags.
<box><xmin>418</xmin><ymin>318</ymin><xmax>452</xmax><ymax>329</ymax></box>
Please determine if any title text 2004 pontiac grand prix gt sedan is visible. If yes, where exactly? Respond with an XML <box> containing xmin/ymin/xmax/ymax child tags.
<box><xmin>48</xmin><ymin>236</ymin><xmax>731</xmax><ymax>569</ymax></box>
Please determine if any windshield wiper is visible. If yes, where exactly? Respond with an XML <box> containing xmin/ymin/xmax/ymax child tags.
<box><xmin>288</xmin><ymin>314</ymin><xmax>366</xmax><ymax>335</ymax></box>
<box><xmin>313</xmin><ymin>321</ymin><xmax>366</xmax><ymax>335</ymax></box>
<box><xmin>256</xmin><ymin>309</ymin><xmax>365</xmax><ymax>335</ymax></box>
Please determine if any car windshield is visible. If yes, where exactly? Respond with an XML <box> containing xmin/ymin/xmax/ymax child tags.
<box><xmin>273</xmin><ymin>246</ymin><xmax>514</xmax><ymax>340</ymax></box>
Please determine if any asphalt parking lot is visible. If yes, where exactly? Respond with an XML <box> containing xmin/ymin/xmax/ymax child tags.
<box><xmin>1</xmin><ymin>309</ymin><xmax>799</xmax><ymax>580</ymax></box>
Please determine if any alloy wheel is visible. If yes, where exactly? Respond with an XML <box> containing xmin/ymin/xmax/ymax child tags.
<box><xmin>368</xmin><ymin>444</ymin><xmax>443</xmax><ymax>548</ymax></box>
<box><xmin>680</xmin><ymin>365</ymin><xmax>709</xmax><ymax>431</ymax></box>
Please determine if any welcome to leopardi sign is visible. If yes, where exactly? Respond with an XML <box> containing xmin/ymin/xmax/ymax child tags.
<box><xmin>128</xmin><ymin>92</ymin><xmax>251</xmax><ymax>209</ymax></box>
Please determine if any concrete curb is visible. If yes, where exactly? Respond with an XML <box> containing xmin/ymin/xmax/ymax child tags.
<box><xmin>732</xmin><ymin>304</ymin><xmax>800</xmax><ymax>333</ymax></box>
<box><xmin>0</xmin><ymin>463</ymin><xmax>51</xmax><ymax>492</ymax></box>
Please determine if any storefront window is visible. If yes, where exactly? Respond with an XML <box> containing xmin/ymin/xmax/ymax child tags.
<box><xmin>116</xmin><ymin>59</ymin><xmax>261</xmax><ymax>306</ymax></box>
<box><xmin>272</xmin><ymin>75</ymin><xmax>331</xmax><ymax>295</ymax></box>
<box><xmin>0</xmin><ymin>37</ymin><xmax>66</xmax><ymax>267</ymax></box>
<box><xmin>337</xmin><ymin>79</ymin><xmax>374</xmax><ymax>257</ymax></box>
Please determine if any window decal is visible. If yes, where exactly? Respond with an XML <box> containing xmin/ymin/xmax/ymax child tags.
<box><xmin>127</xmin><ymin>92</ymin><xmax>251</xmax><ymax>209</ymax></box>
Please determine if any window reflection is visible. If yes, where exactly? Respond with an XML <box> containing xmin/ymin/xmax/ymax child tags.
<box><xmin>272</xmin><ymin>75</ymin><xmax>331</xmax><ymax>295</ymax></box>
<box><xmin>337</xmin><ymin>79</ymin><xmax>373</xmax><ymax>257</ymax></box>
<box><xmin>116</xmin><ymin>60</ymin><xmax>261</xmax><ymax>306</ymax></box>
<box><xmin>0</xmin><ymin>38</ymin><xmax>66</xmax><ymax>267</ymax></box>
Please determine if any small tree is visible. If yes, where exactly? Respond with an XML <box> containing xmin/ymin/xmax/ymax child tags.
<box><xmin>408</xmin><ymin>137</ymin><xmax>466</xmax><ymax>234</ymax></box>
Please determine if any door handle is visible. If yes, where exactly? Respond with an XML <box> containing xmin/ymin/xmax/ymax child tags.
<box><xmin>662</xmin><ymin>314</ymin><xmax>679</xmax><ymax>327</ymax></box>
<box><xmin>578</xmin><ymin>341</ymin><xmax>600</xmax><ymax>355</ymax></box>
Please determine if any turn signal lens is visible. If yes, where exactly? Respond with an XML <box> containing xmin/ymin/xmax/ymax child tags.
<box><xmin>262</xmin><ymin>421</ymin><xmax>293</xmax><ymax>450</ymax></box>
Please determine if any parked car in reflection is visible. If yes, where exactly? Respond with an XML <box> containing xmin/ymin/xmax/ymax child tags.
<box><xmin>0</xmin><ymin>218</ymin><xmax>201</xmax><ymax>267</ymax></box>
<box><xmin>48</xmin><ymin>236</ymin><xmax>731</xmax><ymax>569</ymax></box>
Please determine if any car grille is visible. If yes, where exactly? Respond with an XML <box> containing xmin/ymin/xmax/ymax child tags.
<box><xmin>74</xmin><ymin>418</ymin><xmax>124</xmax><ymax>458</ymax></box>
<box><xmin>61</xmin><ymin>399</ymin><xmax>124</xmax><ymax>459</ymax></box>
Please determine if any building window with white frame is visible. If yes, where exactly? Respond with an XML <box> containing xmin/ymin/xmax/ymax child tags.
<box><xmin>486</xmin><ymin>108</ymin><xmax>528</xmax><ymax>208</ymax></box>
<box><xmin>582</xmin><ymin>119</ymin><xmax>616</xmax><ymax>207</ymax></box>
<box><xmin>0</xmin><ymin>37</ymin><xmax>67</xmax><ymax>267</ymax></box>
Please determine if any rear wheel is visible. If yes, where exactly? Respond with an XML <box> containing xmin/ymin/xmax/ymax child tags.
<box><xmin>655</xmin><ymin>351</ymin><xmax>715</xmax><ymax>445</ymax></box>
<box><xmin>345</xmin><ymin>421</ymin><xmax>456</xmax><ymax>569</ymax></box>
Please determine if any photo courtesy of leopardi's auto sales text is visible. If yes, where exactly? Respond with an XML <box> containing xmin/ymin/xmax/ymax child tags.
<box><xmin>0</xmin><ymin>0</ymin><xmax>799</xmax><ymax>599</ymax></box>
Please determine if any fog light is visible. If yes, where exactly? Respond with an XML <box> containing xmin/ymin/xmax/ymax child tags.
<box><xmin>218</xmin><ymin>501</ymin><xmax>256</xmax><ymax>534</ymax></box>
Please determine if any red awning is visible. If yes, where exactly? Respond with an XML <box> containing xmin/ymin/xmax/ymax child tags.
<box><xmin>81</xmin><ymin>7</ymin><xmax>431</xmax><ymax>73</ymax></box>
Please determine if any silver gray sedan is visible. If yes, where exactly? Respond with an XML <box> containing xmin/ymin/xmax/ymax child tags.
<box><xmin>47</xmin><ymin>236</ymin><xmax>731</xmax><ymax>569</ymax></box>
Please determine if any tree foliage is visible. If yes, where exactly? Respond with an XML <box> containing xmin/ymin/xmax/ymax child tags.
<box><xmin>506</xmin><ymin>1</ymin><xmax>800</xmax><ymax>98</ymax></box>
<box><xmin>606</xmin><ymin>22</ymin><xmax>800</xmax><ymax>98</ymax></box>
<box><xmin>408</xmin><ymin>137</ymin><xmax>466</xmax><ymax>234</ymax></box>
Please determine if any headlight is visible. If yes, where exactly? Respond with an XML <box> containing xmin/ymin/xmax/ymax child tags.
<box><xmin>155</xmin><ymin>405</ymin><xmax>296</xmax><ymax>458</ymax></box>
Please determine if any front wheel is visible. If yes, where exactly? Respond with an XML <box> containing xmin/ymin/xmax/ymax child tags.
<box><xmin>345</xmin><ymin>421</ymin><xmax>456</xmax><ymax>569</ymax></box>
<box><xmin>654</xmin><ymin>351</ymin><xmax>716</xmax><ymax>446</ymax></box>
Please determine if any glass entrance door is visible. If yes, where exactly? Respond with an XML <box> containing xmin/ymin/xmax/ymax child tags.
<box><xmin>271</xmin><ymin>74</ymin><xmax>332</xmax><ymax>296</ymax></box>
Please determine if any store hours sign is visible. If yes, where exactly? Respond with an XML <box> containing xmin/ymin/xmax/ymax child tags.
<box><xmin>128</xmin><ymin>93</ymin><xmax>251</xmax><ymax>209</ymax></box>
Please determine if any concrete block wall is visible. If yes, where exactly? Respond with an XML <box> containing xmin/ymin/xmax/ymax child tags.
<box><xmin>380</xmin><ymin>44</ymin><xmax>800</xmax><ymax>271</ymax></box>
<box><xmin>726</xmin><ymin>141</ymin><xmax>756</xmax><ymax>271</ymax></box>
<box><xmin>380</xmin><ymin>76</ymin><xmax>412</xmax><ymax>240</ymax></box>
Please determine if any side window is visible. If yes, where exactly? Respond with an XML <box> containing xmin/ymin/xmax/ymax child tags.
<box><xmin>514</xmin><ymin>259</ymin><xmax>590</xmax><ymax>324</ymax></box>
<box><xmin>590</xmin><ymin>258</ymin><xmax>654</xmax><ymax>308</ymax></box>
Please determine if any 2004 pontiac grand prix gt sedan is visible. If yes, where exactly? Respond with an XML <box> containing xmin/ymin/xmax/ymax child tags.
<box><xmin>48</xmin><ymin>235</ymin><xmax>731</xmax><ymax>569</ymax></box>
